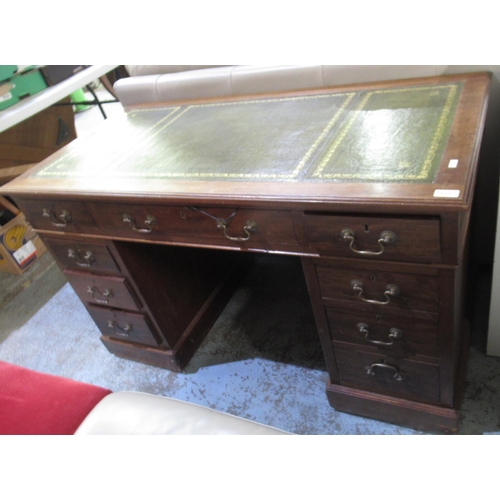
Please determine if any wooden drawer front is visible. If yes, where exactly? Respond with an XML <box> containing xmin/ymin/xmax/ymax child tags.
<box><xmin>17</xmin><ymin>198</ymin><xmax>96</xmax><ymax>234</ymax></box>
<box><xmin>88</xmin><ymin>202</ymin><xmax>299</xmax><ymax>247</ymax></box>
<box><xmin>44</xmin><ymin>237</ymin><xmax>120</xmax><ymax>273</ymax></box>
<box><xmin>304</xmin><ymin>214</ymin><xmax>441</xmax><ymax>263</ymax></box>
<box><xmin>65</xmin><ymin>271</ymin><xmax>141</xmax><ymax>311</ymax></box>
<box><xmin>317</xmin><ymin>265</ymin><xmax>439</xmax><ymax>315</ymax></box>
<box><xmin>87</xmin><ymin>305</ymin><xmax>160</xmax><ymax>347</ymax></box>
<box><xmin>335</xmin><ymin>347</ymin><xmax>440</xmax><ymax>403</ymax></box>
<box><xmin>326</xmin><ymin>308</ymin><xmax>439</xmax><ymax>358</ymax></box>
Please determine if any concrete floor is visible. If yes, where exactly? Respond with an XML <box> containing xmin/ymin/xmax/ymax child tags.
<box><xmin>0</xmin><ymin>253</ymin><xmax>66</xmax><ymax>345</ymax></box>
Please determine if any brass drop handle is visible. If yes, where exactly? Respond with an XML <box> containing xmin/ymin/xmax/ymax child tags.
<box><xmin>356</xmin><ymin>322</ymin><xmax>403</xmax><ymax>346</ymax></box>
<box><xmin>123</xmin><ymin>213</ymin><xmax>157</xmax><ymax>233</ymax></box>
<box><xmin>366</xmin><ymin>361</ymin><xmax>404</xmax><ymax>381</ymax></box>
<box><xmin>87</xmin><ymin>286</ymin><xmax>114</xmax><ymax>304</ymax></box>
<box><xmin>68</xmin><ymin>249</ymin><xmax>95</xmax><ymax>267</ymax></box>
<box><xmin>350</xmin><ymin>280</ymin><xmax>400</xmax><ymax>305</ymax></box>
<box><xmin>107</xmin><ymin>320</ymin><xmax>132</xmax><ymax>336</ymax></box>
<box><xmin>42</xmin><ymin>208</ymin><xmax>72</xmax><ymax>227</ymax></box>
<box><xmin>185</xmin><ymin>207</ymin><xmax>258</xmax><ymax>242</ymax></box>
<box><xmin>340</xmin><ymin>228</ymin><xmax>397</xmax><ymax>256</ymax></box>
<box><xmin>216</xmin><ymin>219</ymin><xmax>258</xmax><ymax>242</ymax></box>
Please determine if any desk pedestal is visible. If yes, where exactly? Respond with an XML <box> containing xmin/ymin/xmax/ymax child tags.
<box><xmin>41</xmin><ymin>234</ymin><xmax>250</xmax><ymax>371</ymax></box>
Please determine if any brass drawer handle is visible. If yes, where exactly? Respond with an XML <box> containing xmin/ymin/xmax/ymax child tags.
<box><xmin>107</xmin><ymin>320</ymin><xmax>132</xmax><ymax>336</ymax></box>
<box><xmin>340</xmin><ymin>228</ymin><xmax>397</xmax><ymax>256</ymax></box>
<box><xmin>356</xmin><ymin>322</ymin><xmax>402</xmax><ymax>346</ymax></box>
<box><xmin>366</xmin><ymin>361</ymin><xmax>404</xmax><ymax>381</ymax></box>
<box><xmin>186</xmin><ymin>207</ymin><xmax>258</xmax><ymax>242</ymax></box>
<box><xmin>216</xmin><ymin>219</ymin><xmax>258</xmax><ymax>242</ymax></box>
<box><xmin>67</xmin><ymin>249</ymin><xmax>95</xmax><ymax>267</ymax></box>
<box><xmin>42</xmin><ymin>208</ymin><xmax>72</xmax><ymax>227</ymax></box>
<box><xmin>123</xmin><ymin>213</ymin><xmax>157</xmax><ymax>233</ymax></box>
<box><xmin>350</xmin><ymin>280</ymin><xmax>400</xmax><ymax>305</ymax></box>
<box><xmin>87</xmin><ymin>286</ymin><xmax>114</xmax><ymax>304</ymax></box>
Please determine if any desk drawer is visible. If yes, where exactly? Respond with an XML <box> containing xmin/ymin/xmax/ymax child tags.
<box><xmin>17</xmin><ymin>199</ymin><xmax>96</xmax><ymax>234</ymax></box>
<box><xmin>87</xmin><ymin>305</ymin><xmax>160</xmax><ymax>347</ymax></box>
<box><xmin>326</xmin><ymin>307</ymin><xmax>439</xmax><ymax>358</ymax></box>
<box><xmin>316</xmin><ymin>265</ymin><xmax>439</xmax><ymax>315</ymax></box>
<box><xmin>44</xmin><ymin>237</ymin><xmax>120</xmax><ymax>273</ymax></box>
<box><xmin>65</xmin><ymin>270</ymin><xmax>141</xmax><ymax>311</ymax></box>
<box><xmin>335</xmin><ymin>346</ymin><xmax>440</xmax><ymax>403</ymax></box>
<box><xmin>88</xmin><ymin>202</ymin><xmax>299</xmax><ymax>247</ymax></box>
<box><xmin>304</xmin><ymin>214</ymin><xmax>441</xmax><ymax>263</ymax></box>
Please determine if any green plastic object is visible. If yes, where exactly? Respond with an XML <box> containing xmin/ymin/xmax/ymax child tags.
<box><xmin>71</xmin><ymin>88</ymin><xmax>91</xmax><ymax>112</ymax></box>
<box><xmin>0</xmin><ymin>69</ymin><xmax>48</xmax><ymax>111</ymax></box>
<box><xmin>0</xmin><ymin>65</ymin><xmax>18</xmax><ymax>83</ymax></box>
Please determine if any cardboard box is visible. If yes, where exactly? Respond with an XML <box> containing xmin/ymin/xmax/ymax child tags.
<box><xmin>0</xmin><ymin>211</ymin><xmax>47</xmax><ymax>274</ymax></box>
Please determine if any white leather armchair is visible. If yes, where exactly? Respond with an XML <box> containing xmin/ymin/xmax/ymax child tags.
<box><xmin>115</xmin><ymin>64</ymin><xmax>447</xmax><ymax>106</ymax></box>
<box><xmin>75</xmin><ymin>392</ymin><xmax>290</xmax><ymax>435</ymax></box>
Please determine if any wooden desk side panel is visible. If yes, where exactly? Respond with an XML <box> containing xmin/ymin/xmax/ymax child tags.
<box><xmin>437</xmin><ymin>266</ymin><xmax>468</xmax><ymax>406</ymax></box>
<box><xmin>301</xmin><ymin>256</ymin><xmax>340</xmax><ymax>382</ymax></box>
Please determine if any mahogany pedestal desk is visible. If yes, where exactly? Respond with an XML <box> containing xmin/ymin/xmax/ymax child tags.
<box><xmin>1</xmin><ymin>72</ymin><xmax>491</xmax><ymax>433</ymax></box>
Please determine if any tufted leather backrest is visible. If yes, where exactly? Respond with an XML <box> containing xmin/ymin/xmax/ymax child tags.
<box><xmin>115</xmin><ymin>65</ymin><xmax>448</xmax><ymax>106</ymax></box>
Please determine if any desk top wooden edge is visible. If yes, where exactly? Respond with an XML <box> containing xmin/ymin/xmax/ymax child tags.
<box><xmin>0</xmin><ymin>71</ymin><xmax>491</xmax><ymax>213</ymax></box>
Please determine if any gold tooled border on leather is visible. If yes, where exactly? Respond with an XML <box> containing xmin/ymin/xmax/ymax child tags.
<box><xmin>34</xmin><ymin>84</ymin><xmax>460</xmax><ymax>183</ymax></box>
<box><xmin>311</xmin><ymin>84</ymin><xmax>461</xmax><ymax>182</ymax></box>
<box><xmin>34</xmin><ymin>94</ymin><xmax>356</xmax><ymax>181</ymax></box>
<box><xmin>35</xmin><ymin>106</ymin><xmax>182</xmax><ymax>176</ymax></box>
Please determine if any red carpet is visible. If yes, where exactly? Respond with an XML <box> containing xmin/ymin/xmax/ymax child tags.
<box><xmin>0</xmin><ymin>361</ymin><xmax>112</xmax><ymax>435</ymax></box>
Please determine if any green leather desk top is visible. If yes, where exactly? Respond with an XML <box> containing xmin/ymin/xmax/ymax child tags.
<box><xmin>36</xmin><ymin>83</ymin><xmax>460</xmax><ymax>183</ymax></box>
<box><xmin>1</xmin><ymin>72</ymin><xmax>490</xmax><ymax>208</ymax></box>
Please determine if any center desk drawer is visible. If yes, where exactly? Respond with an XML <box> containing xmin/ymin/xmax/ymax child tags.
<box><xmin>304</xmin><ymin>214</ymin><xmax>441</xmax><ymax>263</ymax></box>
<box><xmin>317</xmin><ymin>265</ymin><xmax>439</xmax><ymax>315</ymax></box>
<box><xmin>64</xmin><ymin>270</ymin><xmax>141</xmax><ymax>311</ymax></box>
<box><xmin>88</xmin><ymin>202</ymin><xmax>299</xmax><ymax>247</ymax></box>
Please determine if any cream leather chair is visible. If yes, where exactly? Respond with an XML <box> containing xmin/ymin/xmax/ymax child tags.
<box><xmin>115</xmin><ymin>64</ymin><xmax>447</xmax><ymax>106</ymax></box>
<box><xmin>75</xmin><ymin>392</ymin><xmax>290</xmax><ymax>435</ymax></box>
